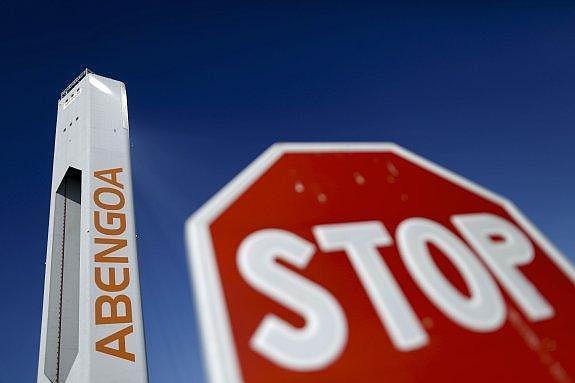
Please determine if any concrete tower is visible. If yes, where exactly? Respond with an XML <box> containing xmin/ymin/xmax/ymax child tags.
<box><xmin>37</xmin><ymin>70</ymin><xmax>148</xmax><ymax>383</ymax></box>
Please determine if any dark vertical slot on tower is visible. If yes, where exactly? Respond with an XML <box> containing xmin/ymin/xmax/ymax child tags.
<box><xmin>45</xmin><ymin>168</ymin><xmax>81</xmax><ymax>383</ymax></box>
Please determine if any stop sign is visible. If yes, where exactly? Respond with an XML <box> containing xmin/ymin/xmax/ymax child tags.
<box><xmin>186</xmin><ymin>143</ymin><xmax>575</xmax><ymax>383</ymax></box>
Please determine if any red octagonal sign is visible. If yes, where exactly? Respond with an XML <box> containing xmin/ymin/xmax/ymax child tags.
<box><xmin>186</xmin><ymin>143</ymin><xmax>575</xmax><ymax>383</ymax></box>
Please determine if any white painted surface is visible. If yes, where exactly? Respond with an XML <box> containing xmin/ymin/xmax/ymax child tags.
<box><xmin>38</xmin><ymin>72</ymin><xmax>148</xmax><ymax>383</ymax></box>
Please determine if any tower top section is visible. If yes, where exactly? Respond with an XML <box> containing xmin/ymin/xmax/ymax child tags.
<box><xmin>60</xmin><ymin>68</ymin><xmax>93</xmax><ymax>99</ymax></box>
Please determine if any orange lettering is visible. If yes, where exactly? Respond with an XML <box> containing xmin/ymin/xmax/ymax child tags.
<box><xmin>92</xmin><ymin>167</ymin><xmax>136</xmax><ymax>363</ymax></box>
<box><xmin>94</xmin><ymin>168</ymin><xmax>124</xmax><ymax>189</ymax></box>
<box><xmin>94</xmin><ymin>187</ymin><xmax>125</xmax><ymax>210</ymax></box>
<box><xmin>95</xmin><ymin>325</ymin><xmax>135</xmax><ymax>362</ymax></box>
<box><xmin>94</xmin><ymin>211</ymin><xmax>126</xmax><ymax>236</ymax></box>
<box><xmin>94</xmin><ymin>237</ymin><xmax>128</xmax><ymax>263</ymax></box>
<box><xmin>96</xmin><ymin>267</ymin><xmax>130</xmax><ymax>292</ymax></box>
<box><xmin>95</xmin><ymin>295</ymin><xmax>133</xmax><ymax>324</ymax></box>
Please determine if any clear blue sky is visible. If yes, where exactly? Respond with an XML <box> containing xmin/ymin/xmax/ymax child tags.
<box><xmin>0</xmin><ymin>2</ymin><xmax>574</xmax><ymax>382</ymax></box>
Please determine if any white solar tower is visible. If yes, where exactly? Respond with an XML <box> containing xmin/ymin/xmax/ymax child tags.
<box><xmin>37</xmin><ymin>70</ymin><xmax>148</xmax><ymax>383</ymax></box>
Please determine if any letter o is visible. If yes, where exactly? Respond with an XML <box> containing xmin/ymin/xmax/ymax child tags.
<box><xmin>94</xmin><ymin>187</ymin><xmax>125</xmax><ymax>210</ymax></box>
<box><xmin>396</xmin><ymin>218</ymin><xmax>505</xmax><ymax>332</ymax></box>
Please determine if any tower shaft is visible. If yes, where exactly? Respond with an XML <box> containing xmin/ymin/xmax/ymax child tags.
<box><xmin>38</xmin><ymin>70</ymin><xmax>148</xmax><ymax>383</ymax></box>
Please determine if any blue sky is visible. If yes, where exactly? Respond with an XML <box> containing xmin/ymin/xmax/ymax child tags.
<box><xmin>0</xmin><ymin>2</ymin><xmax>574</xmax><ymax>382</ymax></box>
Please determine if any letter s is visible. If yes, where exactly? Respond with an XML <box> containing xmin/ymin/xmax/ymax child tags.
<box><xmin>237</xmin><ymin>229</ymin><xmax>348</xmax><ymax>371</ymax></box>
